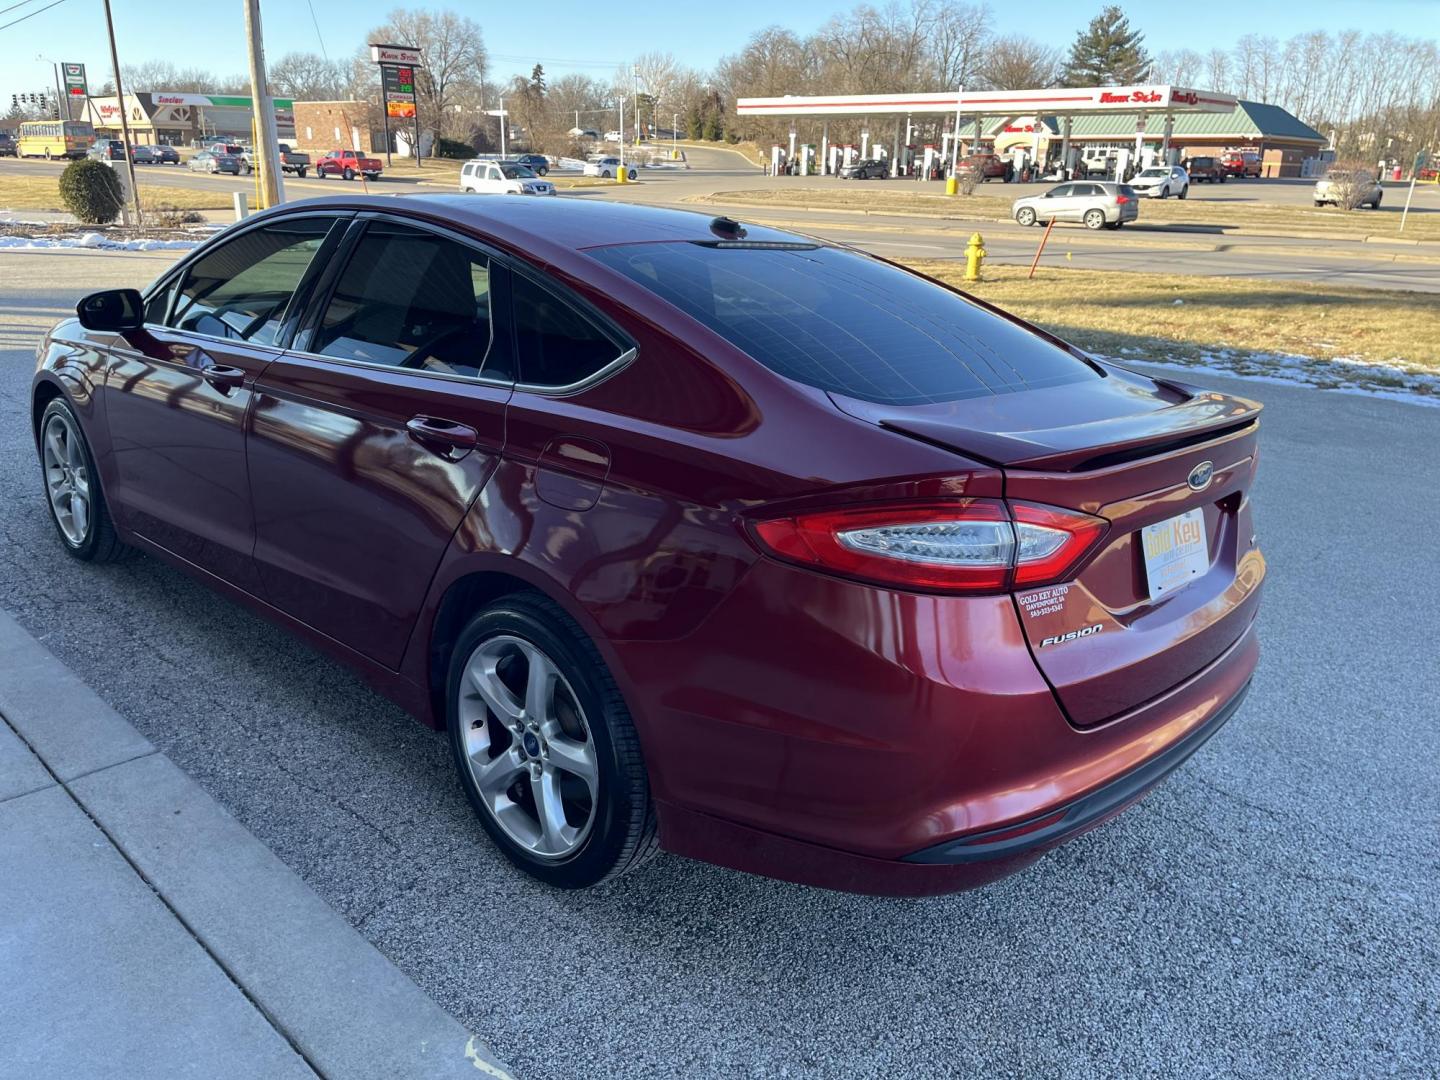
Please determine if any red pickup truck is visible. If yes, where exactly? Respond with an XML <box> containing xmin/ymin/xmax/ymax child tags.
<box><xmin>316</xmin><ymin>149</ymin><xmax>383</xmax><ymax>181</ymax></box>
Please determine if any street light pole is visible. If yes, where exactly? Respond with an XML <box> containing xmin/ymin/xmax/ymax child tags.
<box><xmin>242</xmin><ymin>0</ymin><xmax>283</xmax><ymax>209</ymax></box>
<box><xmin>100</xmin><ymin>0</ymin><xmax>143</xmax><ymax>228</ymax></box>
<box><xmin>498</xmin><ymin>96</ymin><xmax>506</xmax><ymax>157</ymax></box>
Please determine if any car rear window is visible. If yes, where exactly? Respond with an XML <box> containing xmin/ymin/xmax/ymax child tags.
<box><xmin>588</xmin><ymin>242</ymin><xmax>1098</xmax><ymax>405</ymax></box>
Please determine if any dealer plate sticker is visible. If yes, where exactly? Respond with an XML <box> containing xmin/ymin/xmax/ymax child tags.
<box><xmin>1141</xmin><ymin>508</ymin><xmax>1209</xmax><ymax>600</ymax></box>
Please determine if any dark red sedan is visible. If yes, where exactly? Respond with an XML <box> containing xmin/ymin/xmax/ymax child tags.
<box><xmin>32</xmin><ymin>196</ymin><xmax>1264</xmax><ymax>895</ymax></box>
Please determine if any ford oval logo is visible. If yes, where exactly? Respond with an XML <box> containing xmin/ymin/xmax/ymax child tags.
<box><xmin>1188</xmin><ymin>461</ymin><xmax>1215</xmax><ymax>492</ymax></box>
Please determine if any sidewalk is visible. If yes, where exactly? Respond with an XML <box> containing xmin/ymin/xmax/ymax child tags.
<box><xmin>0</xmin><ymin>610</ymin><xmax>515</xmax><ymax>1080</ymax></box>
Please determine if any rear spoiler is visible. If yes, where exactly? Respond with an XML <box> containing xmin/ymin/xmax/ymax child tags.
<box><xmin>880</xmin><ymin>390</ymin><xmax>1262</xmax><ymax>473</ymax></box>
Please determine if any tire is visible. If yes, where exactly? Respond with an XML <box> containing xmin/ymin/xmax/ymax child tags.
<box><xmin>296</xmin><ymin>167</ymin><xmax>307</xmax><ymax>178</ymax></box>
<box><xmin>363</xmin><ymin>172</ymin><xmax>379</xmax><ymax>181</ymax></box>
<box><xmin>1016</xmin><ymin>206</ymin><xmax>1037</xmax><ymax>227</ymax></box>
<box><xmin>446</xmin><ymin>592</ymin><xmax>657</xmax><ymax>889</ymax></box>
<box><xmin>1179</xmin><ymin>185</ymin><xmax>1188</xmax><ymax>200</ymax></box>
<box><xmin>1314</xmin><ymin>200</ymin><xmax>1323</xmax><ymax>207</ymax></box>
<box><xmin>1372</xmin><ymin>194</ymin><xmax>1382</xmax><ymax>208</ymax></box>
<box><xmin>318</xmin><ymin>168</ymin><xmax>327</xmax><ymax>180</ymax></box>
<box><xmin>38</xmin><ymin>398</ymin><xmax>128</xmax><ymax>563</ymax></box>
<box><xmin>342</xmin><ymin>167</ymin><xmax>355</xmax><ymax>181</ymax></box>
<box><xmin>536</xmin><ymin>166</ymin><xmax>548</xmax><ymax>176</ymax></box>
<box><xmin>1084</xmin><ymin>208</ymin><xmax>1106</xmax><ymax>230</ymax></box>
<box><xmin>1159</xmin><ymin>186</ymin><xmax>1169</xmax><ymax>199</ymax></box>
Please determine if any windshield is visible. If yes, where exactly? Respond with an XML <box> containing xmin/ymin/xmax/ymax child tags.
<box><xmin>1137</xmin><ymin>169</ymin><xmax>1168</xmax><ymax>178</ymax></box>
<box><xmin>589</xmin><ymin>242</ymin><xmax>1097</xmax><ymax>406</ymax></box>
<box><xmin>502</xmin><ymin>164</ymin><xmax>537</xmax><ymax>179</ymax></box>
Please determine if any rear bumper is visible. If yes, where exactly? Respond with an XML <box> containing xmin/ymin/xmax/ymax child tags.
<box><xmin>653</xmin><ymin>610</ymin><xmax>1261</xmax><ymax>904</ymax></box>
<box><xmin>904</xmin><ymin>675</ymin><xmax>1250</xmax><ymax>865</ymax></box>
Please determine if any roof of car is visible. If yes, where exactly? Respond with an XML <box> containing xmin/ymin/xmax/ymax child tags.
<box><xmin>268</xmin><ymin>193</ymin><xmax>817</xmax><ymax>254</ymax></box>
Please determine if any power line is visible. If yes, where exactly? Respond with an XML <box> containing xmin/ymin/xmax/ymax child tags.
<box><xmin>0</xmin><ymin>0</ymin><xmax>65</xmax><ymax>32</ymax></box>
<box><xmin>305</xmin><ymin>0</ymin><xmax>329</xmax><ymax>63</ymax></box>
<box><xmin>0</xmin><ymin>0</ymin><xmax>47</xmax><ymax>16</ymax></box>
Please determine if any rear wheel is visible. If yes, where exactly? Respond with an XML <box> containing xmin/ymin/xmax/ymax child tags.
<box><xmin>342</xmin><ymin>167</ymin><xmax>355</xmax><ymax>180</ymax></box>
<box><xmin>1084</xmin><ymin>208</ymin><xmax>1106</xmax><ymax>230</ymax></box>
<box><xmin>1016</xmin><ymin>206</ymin><xmax>1037</xmax><ymax>227</ymax></box>
<box><xmin>296</xmin><ymin>167</ymin><xmax>307</xmax><ymax>178</ymax></box>
<box><xmin>447</xmin><ymin>593</ymin><xmax>657</xmax><ymax>888</ymax></box>
<box><xmin>38</xmin><ymin>399</ymin><xmax>128</xmax><ymax>563</ymax></box>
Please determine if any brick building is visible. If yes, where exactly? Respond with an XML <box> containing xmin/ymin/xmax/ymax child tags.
<box><xmin>292</xmin><ymin>101</ymin><xmax>376</xmax><ymax>154</ymax></box>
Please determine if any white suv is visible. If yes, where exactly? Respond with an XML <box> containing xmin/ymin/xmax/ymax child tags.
<box><xmin>459</xmin><ymin>159</ymin><xmax>555</xmax><ymax>196</ymax></box>
<box><xmin>1130</xmin><ymin>166</ymin><xmax>1189</xmax><ymax>199</ymax></box>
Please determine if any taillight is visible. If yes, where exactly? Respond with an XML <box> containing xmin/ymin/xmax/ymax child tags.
<box><xmin>749</xmin><ymin>500</ymin><xmax>1107</xmax><ymax>594</ymax></box>
<box><xmin>1115</xmin><ymin>194</ymin><xmax>1130</xmax><ymax>204</ymax></box>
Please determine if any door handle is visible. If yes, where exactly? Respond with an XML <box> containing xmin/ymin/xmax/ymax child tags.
<box><xmin>406</xmin><ymin>416</ymin><xmax>479</xmax><ymax>459</ymax></box>
<box><xmin>200</xmin><ymin>364</ymin><xmax>246</xmax><ymax>392</ymax></box>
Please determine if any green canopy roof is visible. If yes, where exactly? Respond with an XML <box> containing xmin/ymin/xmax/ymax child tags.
<box><xmin>1052</xmin><ymin>100</ymin><xmax>1323</xmax><ymax>143</ymax></box>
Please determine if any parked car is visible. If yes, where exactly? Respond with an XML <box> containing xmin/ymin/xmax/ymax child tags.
<box><xmin>276</xmin><ymin>144</ymin><xmax>311</xmax><ymax>177</ymax></box>
<box><xmin>189</xmin><ymin>149</ymin><xmax>241</xmax><ymax>175</ymax></box>
<box><xmin>459</xmin><ymin>159</ymin><xmax>555</xmax><ymax>195</ymax></box>
<box><xmin>1221</xmin><ymin>151</ymin><xmax>1261</xmax><ymax>178</ymax></box>
<box><xmin>1184</xmin><ymin>156</ymin><xmax>1227</xmax><ymax>183</ymax></box>
<box><xmin>315</xmin><ymin>149</ymin><xmax>382</xmax><ymax>181</ymax></box>
<box><xmin>1012</xmin><ymin>181</ymin><xmax>1139</xmax><ymax>229</ymax></box>
<box><xmin>583</xmin><ymin>156</ymin><xmax>621</xmax><ymax>178</ymax></box>
<box><xmin>148</xmin><ymin>144</ymin><xmax>181</xmax><ymax>165</ymax></box>
<box><xmin>34</xmin><ymin>198</ymin><xmax>1264</xmax><ymax>896</ymax></box>
<box><xmin>130</xmin><ymin>145</ymin><xmax>157</xmax><ymax>165</ymax></box>
<box><xmin>603</xmin><ymin>130</ymin><xmax>622</xmax><ymax>142</ymax></box>
<box><xmin>0</xmin><ymin>132</ymin><xmax>18</xmax><ymax>157</ymax></box>
<box><xmin>958</xmin><ymin>153</ymin><xmax>1013</xmax><ymax>182</ymax></box>
<box><xmin>512</xmin><ymin>153</ymin><xmax>549</xmax><ymax>176</ymax></box>
<box><xmin>1313</xmin><ymin>170</ymin><xmax>1384</xmax><ymax>208</ymax></box>
<box><xmin>1129</xmin><ymin>166</ymin><xmax>1189</xmax><ymax>199</ymax></box>
<box><xmin>838</xmin><ymin>158</ymin><xmax>887</xmax><ymax>179</ymax></box>
<box><xmin>88</xmin><ymin>139</ymin><xmax>129</xmax><ymax>162</ymax></box>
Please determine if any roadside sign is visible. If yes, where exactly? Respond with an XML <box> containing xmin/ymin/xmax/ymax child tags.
<box><xmin>382</xmin><ymin>64</ymin><xmax>417</xmax><ymax>119</ymax></box>
<box><xmin>62</xmin><ymin>62</ymin><xmax>87</xmax><ymax>99</ymax></box>
<box><xmin>370</xmin><ymin>43</ymin><xmax>422</xmax><ymax>66</ymax></box>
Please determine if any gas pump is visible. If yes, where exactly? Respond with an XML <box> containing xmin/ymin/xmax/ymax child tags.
<box><xmin>829</xmin><ymin>145</ymin><xmax>841</xmax><ymax>175</ymax></box>
<box><xmin>843</xmin><ymin>144</ymin><xmax>856</xmax><ymax>168</ymax></box>
<box><xmin>770</xmin><ymin>144</ymin><xmax>784</xmax><ymax>176</ymax></box>
<box><xmin>1114</xmin><ymin>148</ymin><xmax>1131</xmax><ymax>182</ymax></box>
<box><xmin>799</xmin><ymin>144</ymin><xmax>815</xmax><ymax>176</ymax></box>
<box><xmin>922</xmin><ymin>144</ymin><xmax>937</xmax><ymax>180</ymax></box>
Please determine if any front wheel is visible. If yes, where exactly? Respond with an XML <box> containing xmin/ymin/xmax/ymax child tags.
<box><xmin>1016</xmin><ymin>206</ymin><xmax>1037</xmax><ymax>227</ymax></box>
<box><xmin>536</xmin><ymin>166</ymin><xmax>548</xmax><ymax>176</ymax></box>
<box><xmin>1084</xmin><ymin>208</ymin><xmax>1106</xmax><ymax>230</ymax></box>
<box><xmin>317</xmin><ymin>168</ymin><xmax>327</xmax><ymax>180</ymax></box>
<box><xmin>447</xmin><ymin>593</ymin><xmax>657</xmax><ymax>888</ymax></box>
<box><xmin>1159</xmin><ymin>186</ymin><xmax>1169</xmax><ymax>199</ymax></box>
<box><xmin>38</xmin><ymin>399</ymin><xmax>128</xmax><ymax>563</ymax></box>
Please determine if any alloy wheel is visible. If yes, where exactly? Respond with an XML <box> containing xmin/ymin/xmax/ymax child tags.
<box><xmin>42</xmin><ymin>412</ymin><xmax>91</xmax><ymax>546</ymax></box>
<box><xmin>457</xmin><ymin>634</ymin><xmax>600</xmax><ymax>860</ymax></box>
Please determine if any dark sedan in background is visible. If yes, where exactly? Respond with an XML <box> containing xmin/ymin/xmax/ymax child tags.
<box><xmin>838</xmin><ymin>157</ymin><xmax>888</xmax><ymax>179</ymax></box>
<box><xmin>188</xmin><ymin>149</ymin><xmax>241</xmax><ymax>175</ymax></box>
<box><xmin>31</xmin><ymin>196</ymin><xmax>1263</xmax><ymax>896</ymax></box>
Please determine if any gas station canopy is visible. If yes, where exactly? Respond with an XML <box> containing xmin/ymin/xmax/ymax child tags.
<box><xmin>736</xmin><ymin>85</ymin><xmax>1238</xmax><ymax>120</ymax></box>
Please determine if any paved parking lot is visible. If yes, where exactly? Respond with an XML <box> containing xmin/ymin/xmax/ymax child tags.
<box><xmin>1</xmin><ymin>252</ymin><xmax>1436</xmax><ymax>1079</ymax></box>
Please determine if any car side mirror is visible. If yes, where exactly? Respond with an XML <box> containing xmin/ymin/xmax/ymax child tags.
<box><xmin>76</xmin><ymin>288</ymin><xmax>144</xmax><ymax>332</ymax></box>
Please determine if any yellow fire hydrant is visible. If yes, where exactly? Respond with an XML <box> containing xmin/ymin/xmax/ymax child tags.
<box><xmin>964</xmin><ymin>232</ymin><xmax>986</xmax><ymax>282</ymax></box>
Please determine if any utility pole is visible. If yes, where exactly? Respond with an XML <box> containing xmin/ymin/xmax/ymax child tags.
<box><xmin>242</xmin><ymin>0</ymin><xmax>284</xmax><ymax>209</ymax></box>
<box><xmin>100</xmin><ymin>0</ymin><xmax>142</xmax><ymax>228</ymax></box>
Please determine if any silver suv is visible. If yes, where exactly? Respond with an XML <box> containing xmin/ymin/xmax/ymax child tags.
<box><xmin>1012</xmin><ymin>181</ymin><xmax>1140</xmax><ymax>230</ymax></box>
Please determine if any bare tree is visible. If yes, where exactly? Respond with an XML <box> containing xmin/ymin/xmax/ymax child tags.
<box><xmin>929</xmin><ymin>0</ymin><xmax>990</xmax><ymax>89</ymax></box>
<box><xmin>268</xmin><ymin>53</ymin><xmax>351</xmax><ymax>101</ymax></box>
<box><xmin>366</xmin><ymin>7</ymin><xmax>489</xmax><ymax>137</ymax></box>
<box><xmin>977</xmin><ymin>36</ymin><xmax>1060</xmax><ymax>91</ymax></box>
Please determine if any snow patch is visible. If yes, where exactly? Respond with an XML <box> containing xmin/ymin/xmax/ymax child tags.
<box><xmin>0</xmin><ymin>233</ymin><xmax>201</xmax><ymax>251</ymax></box>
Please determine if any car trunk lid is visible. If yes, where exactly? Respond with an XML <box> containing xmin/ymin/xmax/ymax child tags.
<box><xmin>832</xmin><ymin>366</ymin><xmax>1265</xmax><ymax>727</ymax></box>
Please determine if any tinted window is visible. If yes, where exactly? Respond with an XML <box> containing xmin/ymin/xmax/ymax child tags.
<box><xmin>589</xmin><ymin>243</ymin><xmax>1097</xmax><ymax>406</ymax></box>
<box><xmin>170</xmin><ymin>218</ymin><xmax>331</xmax><ymax>344</ymax></box>
<box><xmin>311</xmin><ymin>221</ymin><xmax>506</xmax><ymax>380</ymax></box>
<box><xmin>143</xmin><ymin>279</ymin><xmax>175</xmax><ymax>325</ymax></box>
<box><xmin>510</xmin><ymin>272</ymin><xmax>625</xmax><ymax>388</ymax></box>
<box><xmin>1047</xmin><ymin>184</ymin><xmax>1072</xmax><ymax>197</ymax></box>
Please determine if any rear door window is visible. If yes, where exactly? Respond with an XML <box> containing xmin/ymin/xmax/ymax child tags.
<box><xmin>589</xmin><ymin>242</ymin><xmax>1097</xmax><ymax>406</ymax></box>
<box><xmin>309</xmin><ymin>220</ymin><xmax>510</xmax><ymax>381</ymax></box>
<box><xmin>509</xmin><ymin>272</ymin><xmax>628</xmax><ymax>389</ymax></box>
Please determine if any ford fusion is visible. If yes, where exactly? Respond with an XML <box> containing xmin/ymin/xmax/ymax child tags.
<box><xmin>32</xmin><ymin>197</ymin><xmax>1263</xmax><ymax>895</ymax></box>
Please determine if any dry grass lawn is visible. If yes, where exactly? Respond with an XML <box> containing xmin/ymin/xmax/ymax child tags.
<box><xmin>1</xmin><ymin>174</ymin><xmax>231</xmax><ymax>212</ymax></box>
<box><xmin>906</xmin><ymin>261</ymin><xmax>1440</xmax><ymax>377</ymax></box>
<box><xmin>701</xmin><ymin>186</ymin><xmax>1440</xmax><ymax>241</ymax></box>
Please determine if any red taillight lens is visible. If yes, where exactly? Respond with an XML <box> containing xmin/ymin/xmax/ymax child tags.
<box><xmin>749</xmin><ymin>500</ymin><xmax>1107</xmax><ymax>594</ymax></box>
<box><xmin>1115</xmin><ymin>194</ymin><xmax>1130</xmax><ymax>204</ymax></box>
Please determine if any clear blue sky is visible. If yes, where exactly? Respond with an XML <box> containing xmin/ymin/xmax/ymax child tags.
<box><xmin>4</xmin><ymin>0</ymin><xmax>1435</xmax><ymax>102</ymax></box>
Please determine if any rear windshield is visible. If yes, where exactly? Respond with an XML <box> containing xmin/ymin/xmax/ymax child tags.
<box><xmin>588</xmin><ymin>242</ymin><xmax>1098</xmax><ymax>405</ymax></box>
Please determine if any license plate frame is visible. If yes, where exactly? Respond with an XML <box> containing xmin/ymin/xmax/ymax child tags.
<box><xmin>1141</xmin><ymin>508</ymin><xmax>1209</xmax><ymax>601</ymax></box>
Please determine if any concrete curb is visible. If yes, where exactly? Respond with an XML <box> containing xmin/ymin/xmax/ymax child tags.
<box><xmin>0</xmin><ymin>609</ymin><xmax>517</xmax><ymax>1080</ymax></box>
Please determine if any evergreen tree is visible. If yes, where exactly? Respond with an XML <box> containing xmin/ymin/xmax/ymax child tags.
<box><xmin>1062</xmin><ymin>6</ymin><xmax>1151</xmax><ymax>86</ymax></box>
<box><xmin>529</xmin><ymin>64</ymin><xmax>546</xmax><ymax>96</ymax></box>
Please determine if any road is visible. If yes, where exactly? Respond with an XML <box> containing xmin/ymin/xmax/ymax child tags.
<box><xmin>5</xmin><ymin>150</ymin><xmax>1438</xmax><ymax>291</ymax></box>
<box><xmin>1</xmin><ymin>251</ymin><xmax>1436</xmax><ymax>1079</ymax></box>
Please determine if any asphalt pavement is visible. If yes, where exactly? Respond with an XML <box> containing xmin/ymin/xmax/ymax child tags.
<box><xmin>0</xmin><ymin>252</ymin><xmax>1436</xmax><ymax>1079</ymax></box>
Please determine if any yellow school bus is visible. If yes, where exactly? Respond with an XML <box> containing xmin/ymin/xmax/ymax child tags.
<box><xmin>18</xmin><ymin>120</ymin><xmax>96</xmax><ymax>160</ymax></box>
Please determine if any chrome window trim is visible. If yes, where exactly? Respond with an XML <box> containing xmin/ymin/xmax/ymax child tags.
<box><xmin>274</xmin><ymin>346</ymin><xmax>516</xmax><ymax>391</ymax></box>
